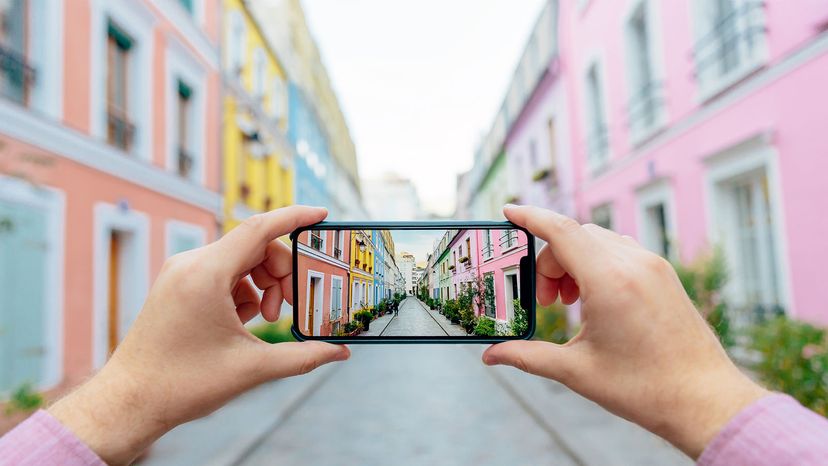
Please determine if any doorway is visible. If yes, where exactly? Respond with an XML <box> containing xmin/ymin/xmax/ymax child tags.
<box><xmin>504</xmin><ymin>270</ymin><xmax>520</xmax><ymax>321</ymax></box>
<box><xmin>306</xmin><ymin>272</ymin><xmax>323</xmax><ymax>336</ymax></box>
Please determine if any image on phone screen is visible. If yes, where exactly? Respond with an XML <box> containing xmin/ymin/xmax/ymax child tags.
<box><xmin>293</xmin><ymin>225</ymin><xmax>534</xmax><ymax>340</ymax></box>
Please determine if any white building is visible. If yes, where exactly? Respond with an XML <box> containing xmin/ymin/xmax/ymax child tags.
<box><xmin>397</xmin><ymin>252</ymin><xmax>416</xmax><ymax>295</ymax></box>
<box><xmin>363</xmin><ymin>174</ymin><xmax>422</xmax><ymax>220</ymax></box>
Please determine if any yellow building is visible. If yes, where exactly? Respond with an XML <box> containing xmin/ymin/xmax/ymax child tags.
<box><xmin>222</xmin><ymin>0</ymin><xmax>293</xmax><ymax>232</ymax></box>
<box><xmin>349</xmin><ymin>230</ymin><xmax>375</xmax><ymax>315</ymax></box>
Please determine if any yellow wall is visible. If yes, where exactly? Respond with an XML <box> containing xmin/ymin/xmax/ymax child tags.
<box><xmin>222</xmin><ymin>0</ymin><xmax>293</xmax><ymax>232</ymax></box>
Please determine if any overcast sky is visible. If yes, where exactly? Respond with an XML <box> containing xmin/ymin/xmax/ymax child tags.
<box><xmin>391</xmin><ymin>229</ymin><xmax>446</xmax><ymax>265</ymax></box>
<box><xmin>301</xmin><ymin>0</ymin><xmax>546</xmax><ymax>216</ymax></box>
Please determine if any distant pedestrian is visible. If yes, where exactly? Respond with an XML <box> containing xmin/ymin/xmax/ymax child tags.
<box><xmin>394</xmin><ymin>300</ymin><xmax>399</xmax><ymax>316</ymax></box>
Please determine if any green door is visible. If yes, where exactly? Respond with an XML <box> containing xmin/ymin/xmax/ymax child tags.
<box><xmin>0</xmin><ymin>199</ymin><xmax>48</xmax><ymax>392</ymax></box>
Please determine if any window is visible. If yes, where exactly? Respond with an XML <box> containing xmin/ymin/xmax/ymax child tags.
<box><xmin>331</xmin><ymin>277</ymin><xmax>343</xmax><ymax>321</ymax></box>
<box><xmin>271</xmin><ymin>76</ymin><xmax>285</xmax><ymax>119</ymax></box>
<box><xmin>625</xmin><ymin>1</ymin><xmax>662</xmax><ymax>140</ymax></box>
<box><xmin>166</xmin><ymin>221</ymin><xmax>205</xmax><ymax>257</ymax></box>
<box><xmin>693</xmin><ymin>0</ymin><xmax>766</xmax><ymax>97</ymax></box>
<box><xmin>591</xmin><ymin>203</ymin><xmax>614</xmax><ymax>230</ymax></box>
<box><xmin>227</xmin><ymin>11</ymin><xmax>245</xmax><ymax>74</ymax></box>
<box><xmin>252</xmin><ymin>47</ymin><xmax>266</xmax><ymax>99</ymax></box>
<box><xmin>637</xmin><ymin>182</ymin><xmax>675</xmax><ymax>258</ymax></box>
<box><xmin>500</xmin><ymin>229</ymin><xmax>519</xmax><ymax>250</ymax></box>
<box><xmin>465</xmin><ymin>237</ymin><xmax>471</xmax><ymax>260</ymax></box>
<box><xmin>584</xmin><ymin>63</ymin><xmax>608</xmax><ymax>168</ymax></box>
<box><xmin>333</xmin><ymin>230</ymin><xmax>342</xmax><ymax>259</ymax></box>
<box><xmin>176</xmin><ymin>80</ymin><xmax>193</xmax><ymax>178</ymax></box>
<box><xmin>482</xmin><ymin>230</ymin><xmax>494</xmax><ymax>259</ymax></box>
<box><xmin>106</xmin><ymin>22</ymin><xmax>134</xmax><ymax>152</ymax></box>
<box><xmin>0</xmin><ymin>0</ymin><xmax>34</xmax><ymax>106</ymax></box>
<box><xmin>309</xmin><ymin>230</ymin><xmax>324</xmax><ymax>251</ymax></box>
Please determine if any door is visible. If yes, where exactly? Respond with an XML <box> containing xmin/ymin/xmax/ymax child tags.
<box><xmin>308</xmin><ymin>277</ymin><xmax>317</xmax><ymax>333</ymax></box>
<box><xmin>108</xmin><ymin>232</ymin><xmax>122</xmax><ymax>355</ymax></box>
<box><xmin>0</xmin><ymin>199</ymin><xmax>48</xmax><ymax>392</ymax></box>
<box><xmin>504</xmin><ymin>272</ymin><xmax>519</xmax><ymax>321</ymax></box>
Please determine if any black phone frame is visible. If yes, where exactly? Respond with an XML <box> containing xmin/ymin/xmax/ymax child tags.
<box><xmin>290</xmin><ymin>220</ymin><xmax>536</xmax><ymax>343</ymax></box>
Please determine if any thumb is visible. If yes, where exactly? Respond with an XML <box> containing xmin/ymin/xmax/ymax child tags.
<box><xmin>483</xmin><ymin>340</ymin><xmax>579</xmax><ymax>385</ymax></box>
<box><xmin>260</xmin><ymin>341</ymin><xmax>351</xmax><ymax>380</ymax></box>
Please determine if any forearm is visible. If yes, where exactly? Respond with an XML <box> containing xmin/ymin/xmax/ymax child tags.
<box><xmin>47</xmin><ymin>361</ymin><xmax>168</xmax><ymax>465</ymax></box>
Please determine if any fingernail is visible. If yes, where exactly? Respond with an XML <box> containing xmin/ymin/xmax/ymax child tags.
<box><xmin>483</xmin><ymin>354</ymin><xmax>498</xmax><ymax>366</ymax></box>
<box><xmin>334</xmin><ymin>346</ymin><xmax>350</xmax><ymax>361</ymax></box>
<box><xmin>504</xmin><ymin>204</ymin><xmax>520</xmax><ymax>210</ymax></box>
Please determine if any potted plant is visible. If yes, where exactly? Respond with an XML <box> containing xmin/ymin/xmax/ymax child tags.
<box><xmin>354</xmin><ymin>310</ymin><xmax>373</xmax><ymax>332</ymax></box>
<box><xmin>459</xmin><ymin>256</ymin><xmax>470</xmax><ymax>264</ymax></box>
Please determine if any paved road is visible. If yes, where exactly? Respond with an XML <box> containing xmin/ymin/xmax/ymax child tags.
<box><xmin>145</xmin><ymin>336</ymin><xmax>690</xmax><ymax>466</ymax></box>
<box><xmin>379</xmin><ymin>297</ymin><xmax>448</xmax><ymax>337</ymax></box>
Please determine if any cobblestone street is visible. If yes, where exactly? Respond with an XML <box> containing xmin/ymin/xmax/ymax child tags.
<box><xmin>145</xmin><ymin>344</ymin><xmax>690</xmax><ymax>466</ymax></box>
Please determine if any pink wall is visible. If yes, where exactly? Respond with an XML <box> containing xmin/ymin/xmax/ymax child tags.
<box><xmin>554</xmin><ymin>0</ymin><xmax>828</xmax><ymax>323</ymax></box>
<box><xmin>476</xmin><ymin>230</ymin><xmax>529</xmax><ymax>321</ymax></box>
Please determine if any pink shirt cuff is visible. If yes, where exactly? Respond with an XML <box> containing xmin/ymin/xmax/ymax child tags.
<box><xmin>0</xmin><ymin>410</ymin><xmax>105</xmax><ymax>465</ymax></box>
<box><xmin>698</xmin><ymin>393</ymin><xmax>828</xmax><ymax>466</ymax></box>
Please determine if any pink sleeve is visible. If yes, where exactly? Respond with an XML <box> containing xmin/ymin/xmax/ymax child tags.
<box><xmin>698</xmin><ymin>393</ymin><xmax>828</xmax><ymax>466</ymax></box>
<box><xmin>0</xmin><ymin>410</ymin><xmax>105</xmax><ymax>466</ymax></box>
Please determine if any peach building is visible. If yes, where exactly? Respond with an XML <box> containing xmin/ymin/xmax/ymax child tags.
<box><xmin>0</xmin><ymin>0</ymin><xmax>221</xmax><ymax>394</ymax></box>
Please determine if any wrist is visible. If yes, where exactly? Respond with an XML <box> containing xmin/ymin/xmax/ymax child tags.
<box><xmin>48</xmin><ymin>359</ymin><xmax>168</xmax><ymax>465</ymax></box>
<box><xmin>661</xmin><ymin>368</ymin><xmax>769</xmax><ymax>459</ymax></box>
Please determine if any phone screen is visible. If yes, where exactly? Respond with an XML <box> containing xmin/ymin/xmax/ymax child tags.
<box><xmin>292</xmin><ymin>224</ymin><xmax>534</xmax><ymax>341</ymax></box>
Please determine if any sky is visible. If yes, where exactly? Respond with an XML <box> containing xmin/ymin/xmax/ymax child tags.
<box><xmin>391</xmin><ymin>229</ymin><xmax>446</xmax><ymax>264</ymax></box>
<box><xmin>301</xmin><ymin>0</ymin><xmax>546</xmax><ymax>216</ymax></box>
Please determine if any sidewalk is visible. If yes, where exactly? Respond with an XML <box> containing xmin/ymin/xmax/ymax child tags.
<box><xmin>359</xmin><ymin>312</ymin><xmax>395</xmax><ymax>336</ymax></box>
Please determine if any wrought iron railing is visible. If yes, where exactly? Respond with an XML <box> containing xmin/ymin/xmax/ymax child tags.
<box><xmin>626</xmin><ymin>80</ymin><xmax>664</xmax><ymax>133</ymax></box>
<box><xmin>334</xmin><ymin>247</ymin><xmax>342</xmax><ymax>259</ymax></box>
<box><xmin>310</xmin><ymin>233</ymin><xmax>323</xmax><ymax>251</ymax></box>
<box><xmin>482</xmin><ymin>243</ymin><xmax>494</xmax><ymax>259</ymax></box>
<box><xmin>0</xmin><ymin>43</ymin><xmax>36</xmax><ymax>105</ymax></box>
<box><xmin>107</xmin><ymin>111</ymin><xmax>136</xmax><ymax>152</ymax></box>
<box><xmin>500</xmin><ymin>229</ymin><xmax>519</xmax><ymax>249</ymax></box>
<box><xmin>177</xmin><ymin>147</ymin><xmax>194</xmax><ymax>178</ymax></box>
<box><xmin>693</xmin><ymin>1</ymin><xmax>766</xmax><ymax>81</ymax></box>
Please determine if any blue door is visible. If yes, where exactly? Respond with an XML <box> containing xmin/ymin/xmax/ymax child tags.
<box><xmin>0</xmin><ymin>199</ymin><xmax>49</xmax><ymax>392</ymax></box>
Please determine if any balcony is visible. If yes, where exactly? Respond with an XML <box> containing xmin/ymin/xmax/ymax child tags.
<box><xmin>310</xmin><ymin>233</ymin><xmax>323</xmax><ymax>251</ymax></box>
<box><xmin>500</xmin><ymin>230</ymin><xmax>519</xmax><ymax>250</ymax></box>
<box><xmin>334</xmin><ymin>247</ymin><xmax>342</xmax><ymax>259</ymax></box>
<box><xmin>106</xmin><ymin>111</ymin><xmax>136</xmax><ymax>152</ymax></box>
<box><xmin>586</xmin><ymin>125</ymin><xmax>609</xmax><ymax>169</ymax></box>
<box><xmin>626</xmin><ymin>80</ymin><xmax>664</xmax><ymax>142</ymax></box>
<box><xmin>177</xmin><ymin>146</ymin><xmax>194</xmax><ymax>178</ymax></box>
<box><xmin>693</xmin><ymin>1</ymin><xmax>766</xmax><ymax>98</ymax></box>
<box><xmin>482</xmin><ymin>243</ymin><xmax>494</xmax><ymax>259</ymax></box>
<box><xmin>0</xmin><ymin>43</ymin><xmax>36</xmax><ymax>105</ymax></box>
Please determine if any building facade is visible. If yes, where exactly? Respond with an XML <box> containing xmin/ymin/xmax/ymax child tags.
<box><xmin>372</xmin><ymin>229</ymin><xmax>385</xmax><ymax>305</ymax></box>
<box><xmin>349</xmin><ymin>229</ymin><xmax>374</xmax><ymax>315</ymax></box>
<box><xmin>397</xmin><ymin>252</ymin><xmax>416</xmax><ymax>295</ymax></box>
<box><xmin>458</xmin><ymin>0</ymin><xmax>828</xmax><ymax>326</ymax></box>
<box><xmin>296</xmin><ymin>228</ymin><xmax>350</xmax><ymax>336</ymax></box>
<box><xmin>221</xmin><ymin>0</ymin><xmax>293</xmax><ymax>232</ymax></box>
<box><xmin>0</xmin><ymin>0</ymin><xmax>221</xmax><ymax>393</ymax></box>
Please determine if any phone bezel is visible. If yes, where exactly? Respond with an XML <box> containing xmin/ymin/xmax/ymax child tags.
<box><xmin>290</xmin><ymin>221</ymin><xmax>536</xmax><ymax>343</ymax></box>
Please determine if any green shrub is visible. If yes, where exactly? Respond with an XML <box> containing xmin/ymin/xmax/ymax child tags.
<box><xmin>343</xmin><ymin>321</ymin><xmax>363</xmax><ymax>334</ymax></box>
<box><xmin>474</xmin><ymin>317</ymin><xmax>497</xmax><ymax>336</ymax></box>
<box><xmin>673</xmin><ymin>249</ymin><xmax>734</xmax><ymax>347</ymax></box>
<box><xmin>533</xmin><ymin>303</ymin><xmax>569</xmax><ymax>343</ymax></box>
<box><xmin>354</xmin><ymin>310</ymin><xmax>373</xmax><ymax>327</ymax></box>
<box><xmin>249</xmin><ymin>319</ymin><xmax>295</xmax><ymax>343</ymax></box>
<box><xmin>509</xmin><ymin>300</ymin><xmax>529</xmax><ymax>337</ymax></box>
<box><xmin>748</xmin><ymin>316</ymin><xmax>828</xmax><ymax>416</ymax></box>
<box><xmin>442</xmin><ymin>299</ymin><xmax>461</xmax><ymax>323</ymax></box>
<box><xmin>5</xmin><ymin>383</ymin><xmax>44</xmax><ymax>415</ymax></box>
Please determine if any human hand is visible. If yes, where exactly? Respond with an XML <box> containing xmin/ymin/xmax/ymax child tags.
<box><xmin>483</xmin><ymin>205</ymin><xmax>767</xmax><ymax>459</ymax></box>
<box><xmin>48</xmin><ymin>206</ymin><xmax>350</xmax><ymax>465</ymax></box>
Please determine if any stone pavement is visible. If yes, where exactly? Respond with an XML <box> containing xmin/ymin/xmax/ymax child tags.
<box><xmin>379</xmin><ymin>297</ymin><xmax>447</xmax><ymax>336</ymax></box>
<box><xmin>413</xmin><ymin>298</ymin><xmax>471</xmax><ymax>337</ymax></box>
<box><xmin>359</xmin><ymin>312</ymin><xmax>394</xmax><ymax>336</ymax></box>
<box><xmin>144</xmin><ymin>343</ymin><xmax>690</xmax><ymax>466</ymax></box>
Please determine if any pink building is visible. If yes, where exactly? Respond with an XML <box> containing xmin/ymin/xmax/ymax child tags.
<box><xmin>560</xmin><ymin>0</ymin><xmax>828</xmax><ymax>325</ymax></box>
<box><xmin>296</xmin><ymin>229</ymin><xmax>350</xmax><ymax>337</ymax></box>
<box><xmin>0</xmin><ymin>0</ymin><xmax>221</xmax><ymax>396</ymax></box>
<box><xmin>476</xmin><ymin>229</ymin><xmax>529</xmax><ymax>323</ymax></box>
<box><xmin>448</xmin><ymin>229</ymin><xmax>479</xmax><ymax>299</ymax></box>
<box><xmin>461</xmin><ymin>0</ymin><xmax>828</xmax><ymax>327</ymax></box>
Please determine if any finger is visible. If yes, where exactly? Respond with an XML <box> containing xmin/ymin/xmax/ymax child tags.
<box><xmin>260</xmin><ymin>239</ymin><xmax>293</xmax><ymax>279</ymax></box>
<box><xmin>504</xmin><ymin>205</ymin><xmax>597</xmax><ymax>280</ymax></box>
<box><xmin>536</xmin><ymin>274</ymin><xmax>559</xmax><ymax>306</ymax></box>
<box><xmin>259</xmin><ymin>341</ymin><xmax>351</xmax><ymax>380</ymax></box>
<box><xmin>280</xmin><ymin>275</ymin><xmax>294</xmax><ymax>305</ymax></box>
<box><xmin>216</xmin><ymin>206</ymin><xmax>327</xmax><ymax>277</ymax></box>
<box><xmin>559</xmin><ymin>273</ymin><xmax>580</xmax><ymax>305</ymax></box>
<box><xmin>233</xmin><ymin>278</ymin><xmax>262</xmax><ymax>323</ymax></box>
<box><xmin>261</xmin><ymin>286</ymin><xmax>284</xmax><ymax>322</ymax></box>
<box><xmin>482</xmin><ymin>340</ymin><xmax>579</xmax><ymax>384</ymax></box>
<box><xmin>536</xmin><ymin>244</ymin><xmax>566</xmax><ymax>279</ymax></box>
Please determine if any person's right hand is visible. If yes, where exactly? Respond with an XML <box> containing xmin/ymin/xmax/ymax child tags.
<box><xmin>483</xmin><ymin>205</ymin><xmax>768</xmax><ymax>459</ymax></box>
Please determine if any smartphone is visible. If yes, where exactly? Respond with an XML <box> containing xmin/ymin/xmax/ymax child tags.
<box><xmin>290</xmin><ymin>221</ymin><xmax>535</xmax><ymax>343</ymax></box>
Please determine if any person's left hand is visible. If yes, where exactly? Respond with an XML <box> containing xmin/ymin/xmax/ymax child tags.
<box><xmin>48</xmin><ymin>206</ymin><xmax>350</xmax><ymax>465</ymax></box>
